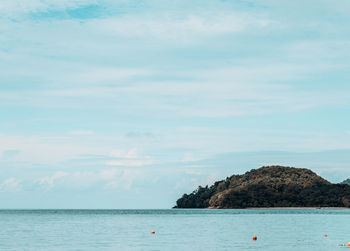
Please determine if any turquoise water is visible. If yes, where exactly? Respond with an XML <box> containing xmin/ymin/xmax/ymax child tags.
<box><xmin>0</xmin><ymin>209</ymin><xmax>350</xmax><ymax>250</ymax></box>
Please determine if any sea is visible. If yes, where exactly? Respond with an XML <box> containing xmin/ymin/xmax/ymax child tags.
<box><xmin>0</xmin><ymin>209</ymin><xmax>349</xmax><ymax>250</ymax></box>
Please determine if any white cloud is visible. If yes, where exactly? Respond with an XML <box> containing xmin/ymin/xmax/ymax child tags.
<box><xmin>71</xmin><ymin>68</ymin><xmax>152</xmax><ymax>84</ymax></box>
<box><xmin>106</xmin><ymin>158</ymin><xmax>153</xmax><ymax>167</ymax></box>
<box><xmin>70</xmin><ymin>130</ymin><xmax>94</xmax><ymax>136</ymax></box>
<box><xmin>0</xmin><ymin>178</ymin><xmax>21</xmax><ymax>192</ymax></box>
<box><xmin>0</xmin><ymin>134</ymin><xmax>107</xmax><ymax>164</ymax></box>
<box><xmin>110</xmin><ymin>149</ymin><xmax>138</xmax><ymax>159</ymax></box>
<box><xmin>107</xmin><ymin>149</ymin><xmax>154</xmax><ymax>167</ymax></box>
<box><xmin>0</xmin><ymin>0</ymin><xmax>97</xmax><ymax>17</ymax></box>
<box><xmin>94</xmin><ymin>13</ymin><xmax>271</xmax><ymax>40</ymax></box>
<box><xmin>36</xmin><ymin>168</ymin><xmax>144</xmax><ymax>190</ymax></box>
<box><xmin>102</xmin><ymin>169</ymin><xmax>143</xmax><ymax>190</ymax></box>
<box><xmin>38</xmin><ymin>171</ymin><xmax>68</xmax><ymax>187</ymax></box>
<box><xmin>182</xmin><ymin>152</ymin><xmax>204</xmax><ymax>162</ymax></box>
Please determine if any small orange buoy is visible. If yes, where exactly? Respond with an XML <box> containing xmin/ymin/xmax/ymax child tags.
<box><xmin>253</xmin><ymin>235</ymin><xmax>257</xmax><ymax>241</ymax></box>
<box><xmin>347</xmin><ymin>242</ymin><xmax>350</xmax><ymax>247</ymax></box>
<box><xmin>324</xmin><ymin>234</ymin><xmax>327</xmax><ymax>237</ymax></box>
<box><xmin>151</xmin><ymin>231</ymin><xmax>155</xmax><ymax>234</ymax></box>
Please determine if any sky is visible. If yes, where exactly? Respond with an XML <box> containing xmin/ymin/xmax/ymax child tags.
<box><xmin>1</xmin><ymin>0</ymin><xmax>350</xmax><ymax>208</ymax></box>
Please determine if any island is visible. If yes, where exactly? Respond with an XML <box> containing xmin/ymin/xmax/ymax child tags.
<box><xmin>175</xmin><ymin>166</ymin><xmax>350</xmax><ymax>208</ymax></box>
<box><xmin>340</xmin><ymin>178</ymin><xmax>350</xmax><ymax>186</ymax></box>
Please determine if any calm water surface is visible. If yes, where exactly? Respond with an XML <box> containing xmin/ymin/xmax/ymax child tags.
<box><xmin>0</xmin><ymin>209</ymin><xmax>349</xmax><ymax>250</ymax></box>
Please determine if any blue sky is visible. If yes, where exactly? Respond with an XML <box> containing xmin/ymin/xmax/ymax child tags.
<box><xmin>1</xmin><ymin>0</ymin><xmax>350</xmax><ymax>208</ymax></box>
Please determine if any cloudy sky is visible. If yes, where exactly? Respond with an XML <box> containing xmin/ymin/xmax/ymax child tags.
<box><xmin>1</xmin><ymin>0</ymin><xmax>350</xmax><ymax>208</ymax></box>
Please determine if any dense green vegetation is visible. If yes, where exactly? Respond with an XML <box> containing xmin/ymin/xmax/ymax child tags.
<box><xmin>175</xmin><ymin>166</ymin><xmax>350</xmax><ymax>208</ymax></box>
